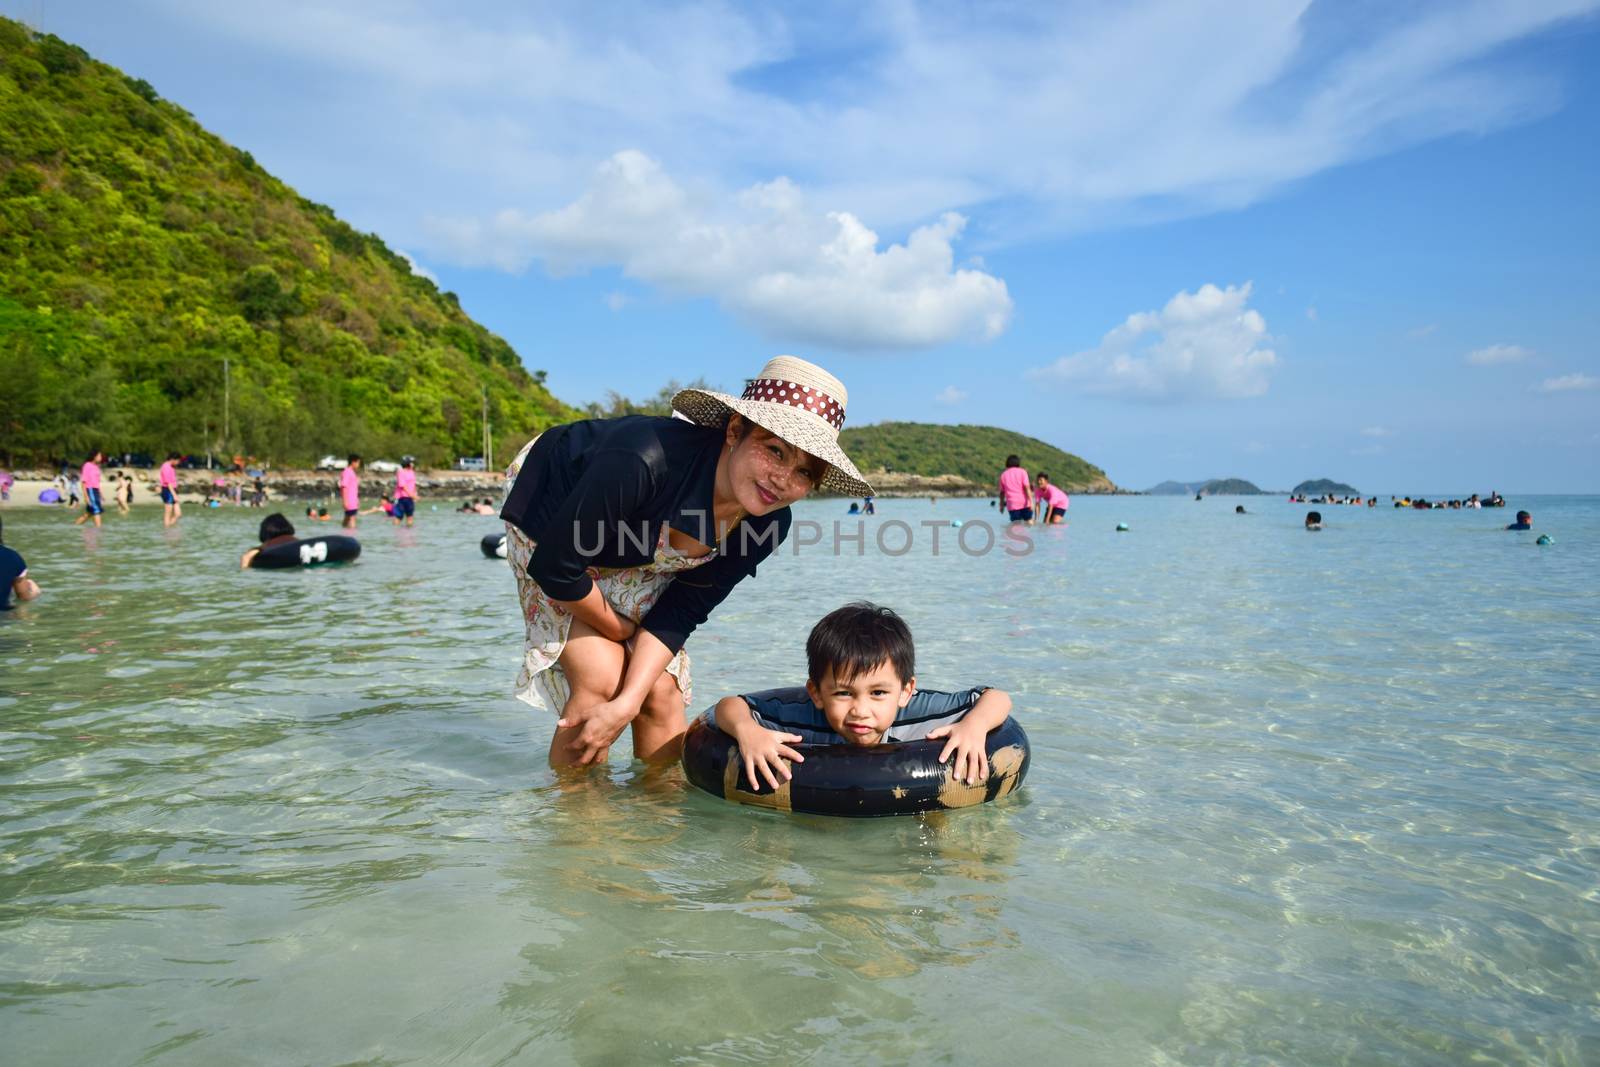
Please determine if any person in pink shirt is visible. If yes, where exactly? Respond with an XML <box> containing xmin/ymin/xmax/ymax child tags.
<box><xmin>339</xmin><ymin>455</ymin><xmax>362</xmax><ymax>529</ymax></box>
<box><xmin>73</xmin><ymin>449</ymin><xmax>106</xmax><ymax>527</ymax></box>
<box><xmin>393</xmin><ymin>456</ymin><xmax>418</xmax><ymax>526</ymax></box>
<box><xmin>997</xmin><ymin>454</ymin><xmax>1033</xmax><ymax>524</ymax></box>
<box><xmin>159</xmin><ymin>452</ymin><xmax>182</xmax><ymax>527</ymax></box>
<box><xmin>1034</xmin><ymin>472</ymin><xmax>1070</xmax><ymax>524</ymax></box>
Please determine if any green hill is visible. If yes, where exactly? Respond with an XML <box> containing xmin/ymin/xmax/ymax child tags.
<box><xmin>1148</xmin><ymin>477</ymin><xmax>1268</xmax><ymax>495</ymax></box>
<box><xmin>1200</xmin><ymin>478</ymin><xmax>1266</xmax><ymax>495</ymax></box>
<box><xmin>0</xmin><ymin>19</ymin><xmax>579</xmax><ymax>466</ymax></box>
<box><xmin>1293</xmin><ymin>478</ymin><xmax>1359</xmax><ymax>496</ymax></box>
<box><xmin>838</xmin><ymin>422</ymin><xmax>1115</xmax><ymax>492</ymax></box>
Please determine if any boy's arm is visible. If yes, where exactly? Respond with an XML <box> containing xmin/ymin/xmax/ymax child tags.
<box><xmin>712</xmin><ymin>695</ymin><xmax>806</xmax><ymax>792</ymax></box>
<box><xmin>14</xmin><ymin>572</ymin><xmax>41</xmax><ymax>600</ymax></box>
<box><xmin>962</xmin><ymin>688</ymin><xmax>1011</xmax><ymax>733</ymax></box>
<box><xmin>926</xmin><ymin>688</ymin><xmax>1012</xmax><ymax>785</ymax></box>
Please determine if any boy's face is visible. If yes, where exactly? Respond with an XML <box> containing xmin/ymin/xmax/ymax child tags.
<box><xmin>806</xmin><ymin>660</ymin><xmax>915</xmax><ymax>745</ymax></box>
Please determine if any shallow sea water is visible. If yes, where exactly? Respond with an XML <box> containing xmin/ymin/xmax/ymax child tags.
<box><xmin>2</xmin><ymin>494</ymin><xmax>1597</xmax><ymax>1064</ymax></box>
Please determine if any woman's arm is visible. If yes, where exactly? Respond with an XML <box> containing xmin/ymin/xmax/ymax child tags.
<box><xmin>551</xmin><ymin>582</ymin><xmax>635</xmax><ymax>643</ymax></box>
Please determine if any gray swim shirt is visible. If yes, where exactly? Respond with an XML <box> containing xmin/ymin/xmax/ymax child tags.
<box><xmin>710</xmin><ymin>686</ymin><xmax>991</xmax><ymax>746</ymax></box>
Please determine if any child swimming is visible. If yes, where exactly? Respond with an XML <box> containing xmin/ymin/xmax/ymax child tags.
<box><xmin>710</xmin><ymin>602</ymin><xmax>1012</xmax><ymax>791</ymax></box>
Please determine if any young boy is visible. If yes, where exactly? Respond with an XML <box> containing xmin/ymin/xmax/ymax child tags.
<box><xmin>711</xmin><ymin>602</ymin><xmax>1012</xmax><ymax>792</ymax></box>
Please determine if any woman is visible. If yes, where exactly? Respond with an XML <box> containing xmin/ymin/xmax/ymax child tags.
<box><xmin>500</xmin><ymin>356</ymin><xmax>871</xmax><ymax>768</ymax></box>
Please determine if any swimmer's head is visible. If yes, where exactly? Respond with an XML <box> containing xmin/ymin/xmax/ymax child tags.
<box><xmin>1305</xmin><ymin>511</ymin><xmax>1322</xmax><ymax>529</ymax></box>
<box><xmin>259</xmin><ymin>512</ymin><xmax>294</xmax><ymax>543</ymax></box>
<box><xmin>805</xmin><ymin>602</ymin><xmax>917</xmax><ymax>746</ymax></box>
<box><xmin>1516</xmin><ymin>510</ymin><xmax>1531</xmax><ymax>523</ymax></box>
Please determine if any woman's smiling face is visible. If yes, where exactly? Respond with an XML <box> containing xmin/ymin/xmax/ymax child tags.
<box><xmin>723</xmin><ymin>417</ymin><xmax>824</xmax><ymax>515</ymax></box>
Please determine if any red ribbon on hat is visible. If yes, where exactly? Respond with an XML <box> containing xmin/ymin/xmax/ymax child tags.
<box><xmin>740</xmin><ymin>378</ymin><xmax>846</xmax><ymax>431</ymax></box>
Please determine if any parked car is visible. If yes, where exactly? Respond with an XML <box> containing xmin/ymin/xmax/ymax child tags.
<box><xmin>368</xmin><ymin>459</ymin><xmax>399</xmax><ymax>473</ymax></box>
<box><xmin>455</xmin><ymin>456</ymin><xmax>487</xmax><ymax>471</ymax></box>
<box><xmin>120</xmin><ymin>452</ymin><xmax>155</xmax><ymax>469</ymax></box>
<box><xmin>316</xmin><ymin>455</ymin><xmax>348</xmax><ymax>471</ymax></box>
<box><xmin>177</xmin><ymin>454</ymin><xmax>209</xmax><ymax>469</ymax></box>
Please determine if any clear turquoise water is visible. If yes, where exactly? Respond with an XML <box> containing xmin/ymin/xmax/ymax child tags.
<box><xmin>2</xmin><ymin>495</ymin><xmax>1597</xmax><ymax>1064</ymax></box>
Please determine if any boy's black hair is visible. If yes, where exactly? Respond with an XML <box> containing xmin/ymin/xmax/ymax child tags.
<box><xmin>1036</xmin><ymin>471</ymin><xmax>1049</xmax><ymax>481</ymax></box>
<box><xmin>807</xmin><ymin>602</ymin><xmax>914</xmax><ymax>686</ymax></box>
<box><xmin>167</xmin><ymin>451</ymin><xmax>181</xmax><ymax>461</ymax></box>
<box><xmin>1306</xmin><ymin>511</ymin><xmax>1322</xmax><ymax>525</ymax></box>
<box><xmin>1516</xmin><ymin>510</ymin><xmax>1531</xmax><ymax>521</ymax></box>
<box><xmin>1005</xmin><ymin>454</ymin><xmax>1021</xmax><ymax>468</ymax></box>
<box><xmin>259</xmin><ymin>513</ymin><xmax>295</xmax><ymax>542</ymax></box>
<box><xmin>347</xmin><ymin>453</ymin><xmax>361</xmax><ymax>464</ymax></box>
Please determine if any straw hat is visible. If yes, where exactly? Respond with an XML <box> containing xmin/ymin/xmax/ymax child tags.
<box><xmin>671</xmin><ymin>356</ymin><xmax>873</xmax><ymax>496</ymax></box>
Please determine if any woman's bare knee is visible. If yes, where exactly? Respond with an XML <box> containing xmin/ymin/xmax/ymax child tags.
<box><xmin>639</xmin><ymin>671</ymin><xmax>685</xmax><ymax>720</ymax></box>
<box><xmin>560</xmin><ymin>618</ymin><xmax>626</xmax><ymax>705</ymax></box>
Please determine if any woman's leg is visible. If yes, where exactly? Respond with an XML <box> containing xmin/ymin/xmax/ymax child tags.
<box><xmin>632</xmin><ymin>668</ymin><xmax>687</xmax><ymax>764</ymax></box>
<box><xmin>550</xmin><ymin>617</ymin><xmax>627</xmax><ymax>767</ymax></box>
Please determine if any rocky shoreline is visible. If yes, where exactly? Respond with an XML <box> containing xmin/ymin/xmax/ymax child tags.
<box><xmin>2</xmin><ymin>465</ymin><xmax>1125</xmax><ymax>507</ymax></box>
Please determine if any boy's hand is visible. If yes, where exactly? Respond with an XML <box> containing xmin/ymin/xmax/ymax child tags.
<box><xmin>928</xmin><ymin>721</ymin><xmax>989</xmax><ymax>785</ymax></box>
<box><xmin>734</xmin><ymin>724</ymin><xmax>805</xmax><ymax>793</ymax></box>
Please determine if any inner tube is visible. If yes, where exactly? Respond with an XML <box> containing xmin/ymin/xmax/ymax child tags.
<box><xmin>251</xmin><ymin>535</ymin><xmax>361</xmax><ymax>569</ymax></box>
<box><xmin>680</xmin><ymin>713</ymin><xmax>1029</xmax><ymax>817</ymax></box>
<box><xmin>481</xmin><ymin>532</ymin><xmax>507</xmax><ymax>559</ymax></box>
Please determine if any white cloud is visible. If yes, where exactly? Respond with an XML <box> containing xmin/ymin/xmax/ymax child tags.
<box><xmin>394</xmin><ymin>249</ymin><xmax>436</xmax><ymax>284</ymax></box>
<box><xmin>154</xmin><ymin>1</ymin><xmax>1599</xmax><ymax>249</ymax></box>
<box><xmin>604</xmin><ymin>292</ymin><xmax>630</xmax><ymax>312</ymax></box>
<box><xmin>429</xmin><ymin>151</ymin><xmax>1011</xmax><ymax>349</ymax></box>
<box><xmin>934</xmin><ymin>385</ymin><xmax>967</xmax><ymax>405</ymax></box>
<box><xmin>1535</xmin><ymin>373</ymin><xmax>1599</xmax><ymax>392</ymax></box>
<box><xmin>1028</xmin><ymin>282</ymin><xmax>1277</xmax><ymax>402</ymax></box>
<box><xmin>1306</xmin><ymin>305</ymin><xmax>1318</xmax><ymax>321</ymax></box>
<box><xmin>1361</xmin><ymin>426</ymin><xmax>1393</xmax><ymax>438</ymax></box>
<box><xmin>1466</xmin><ymin>343</ymin><xmax>1533</xmax><ymax>365</ymax></box>
<box><xmin>1407</xmin><ymin>323</ymin><xmax>1439</xmax><ymax>338</ymax></box>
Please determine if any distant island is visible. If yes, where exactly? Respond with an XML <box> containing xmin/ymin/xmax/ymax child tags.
<box><xmin>1147</xmin><ymin>478</ymin><xmax>1268</xmax><ymax>496</ymax></box>
<box><xmin>1293</xmin><ymin>478</ymin><xmax>1360</xmax><ymax>496</ymax></box>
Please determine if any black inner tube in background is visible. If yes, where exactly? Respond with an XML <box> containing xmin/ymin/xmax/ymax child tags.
<box><xmin>251</xmin><ymin>535</ymin><xmax>362</xmax><ymax>569</ymax></box>
<box><xmin>481</xmin><ymin>532</ymin><xmax>507</xmax><ymax>559</ymax></box>
<box><xmin>680</xmin><ymin>713</ymin><xmax>1030</xmax><ymax>817</ymax></box>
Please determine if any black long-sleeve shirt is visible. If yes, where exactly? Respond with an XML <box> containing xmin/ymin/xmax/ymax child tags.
<box><xmin>500</xmin><ymin>415</ymin><xmax>792</xmax><ymax>654</ymax></box>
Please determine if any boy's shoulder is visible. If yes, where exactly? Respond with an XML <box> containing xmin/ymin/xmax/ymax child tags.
<box><xmin>885</xmin><ymin>686</ymin><xmax>991</xmax><ymax>741</ymax></box>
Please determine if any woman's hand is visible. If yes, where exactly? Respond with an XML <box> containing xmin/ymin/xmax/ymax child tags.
<box><xmin>927</xmin><ymin>720</ymin><xmax>990</xmax><ymax>785</ymax></box>
<box><xmin>734</xmin><ymin>724</ymin><xmax>805</xmax><ymax>792</ymax></box>
<box><xmin>556</xmin><ymin>698</ymin><xmax>640</xmax><ymax>765</ymax></box>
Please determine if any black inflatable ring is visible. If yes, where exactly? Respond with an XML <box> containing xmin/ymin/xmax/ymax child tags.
<box><xmin>481</xmin><ymin>532</ymin><xmax>507</xmax><ymax>559</ymax></box>
<box><xmin>251</xmin><ymin>535</ymin><xmax>362</xmax><ymax>569</ymax></box>
<box><xmin>680</xmin><ymin>713</ymin><xmax>1029</xmax><ymax>817</ymax></box>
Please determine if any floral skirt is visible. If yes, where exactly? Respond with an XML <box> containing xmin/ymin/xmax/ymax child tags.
<box><xmin>502</xmin><ymin>438</ymin><xmax>712</xmax><ymax>713</ymax></box>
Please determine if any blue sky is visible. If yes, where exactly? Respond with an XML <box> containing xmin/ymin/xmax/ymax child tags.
<box><xmin>10</xmin><ymin>0</ymin><xmax>1598</xmax><ymax>492</ymax></box>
